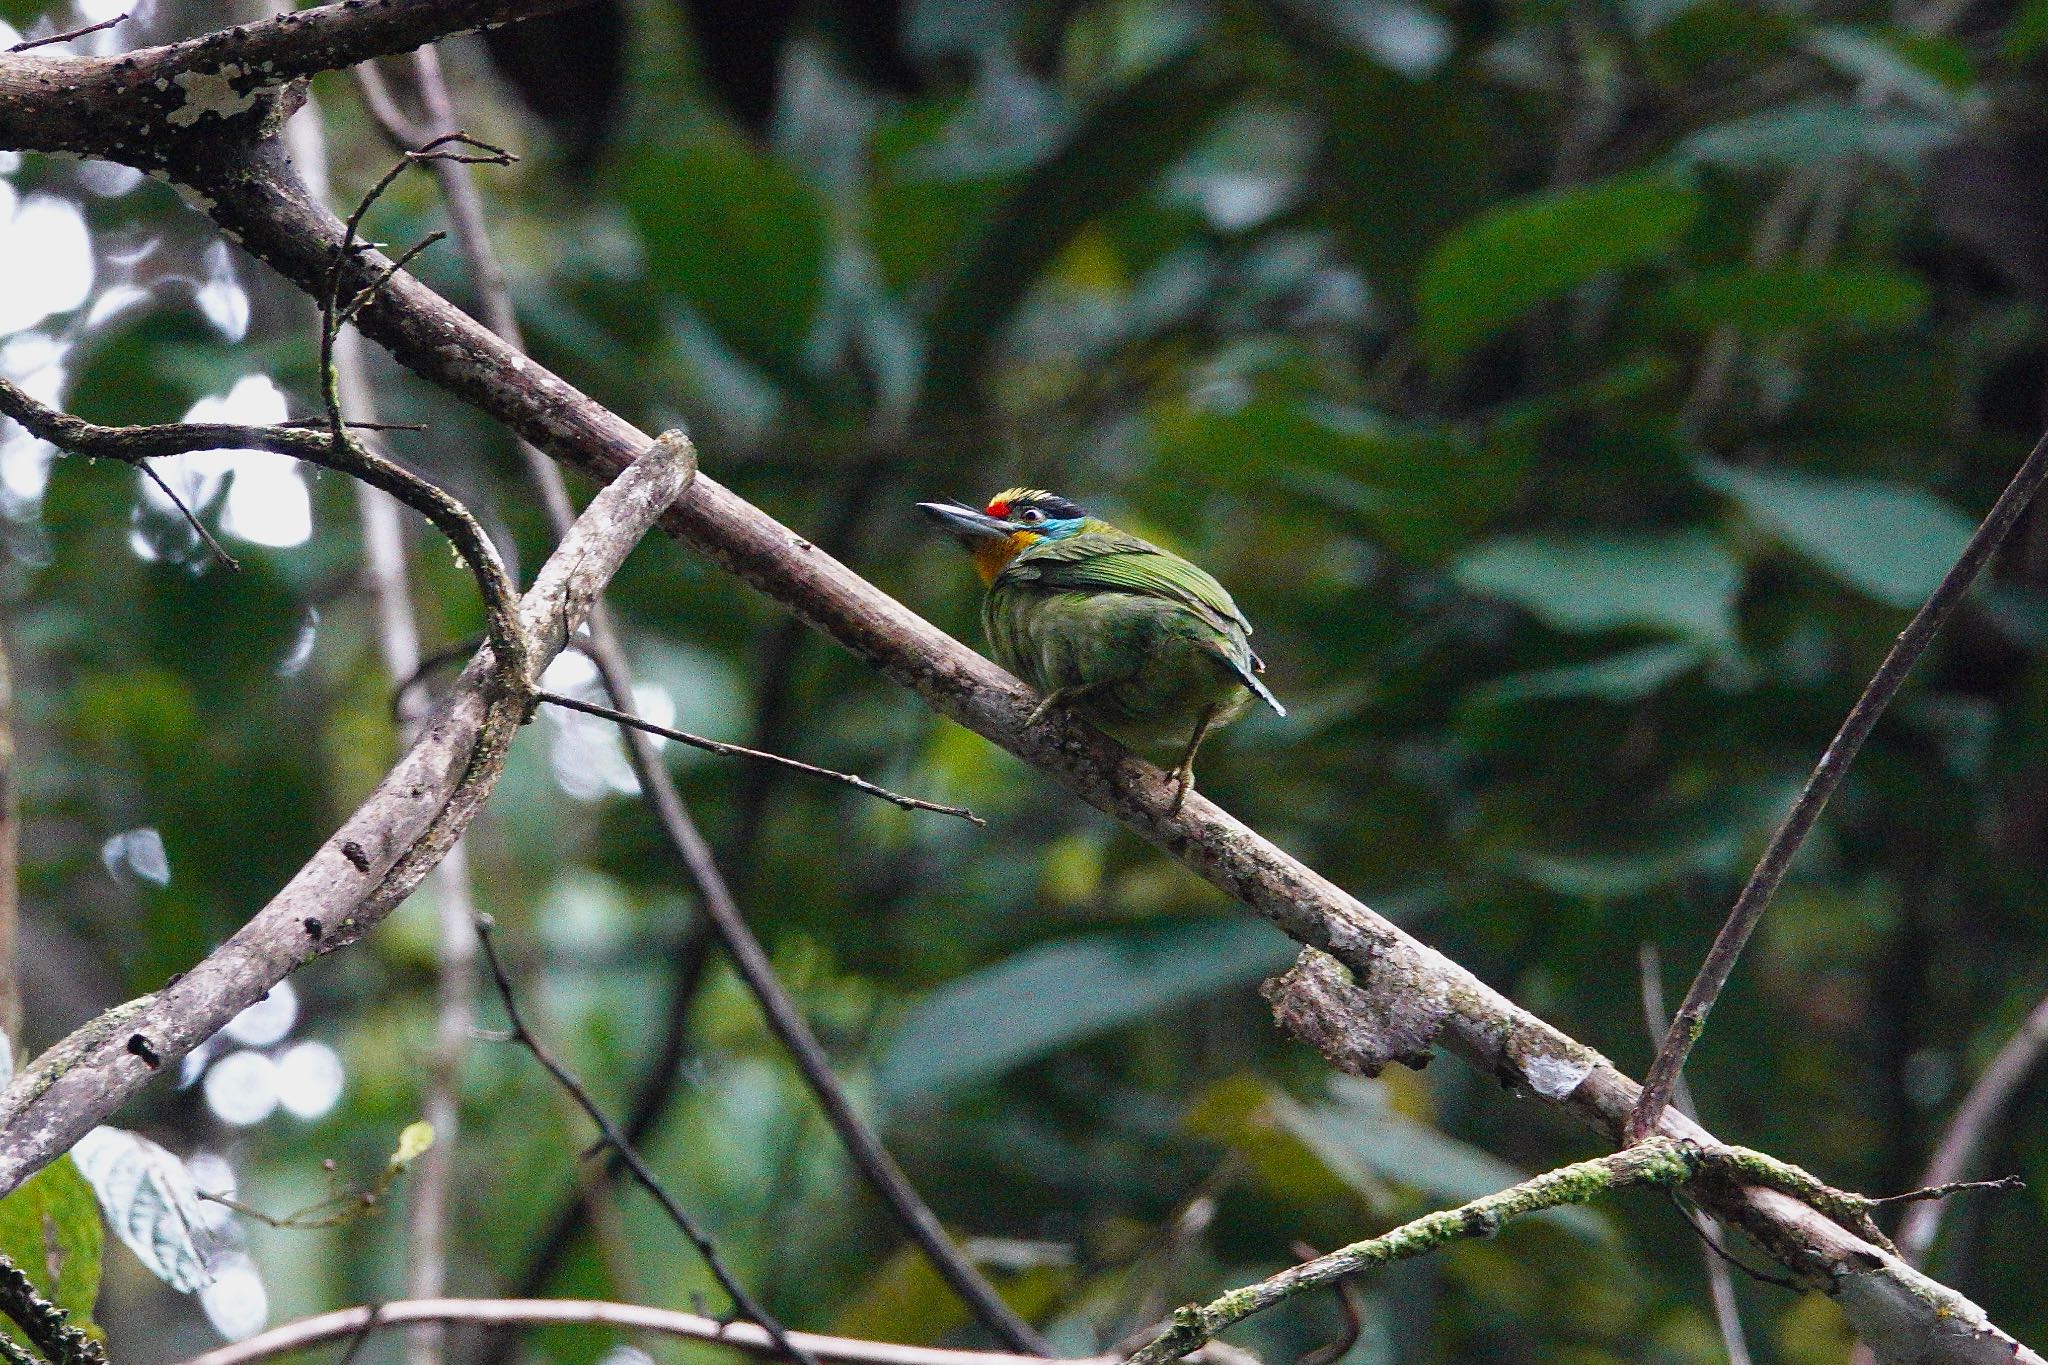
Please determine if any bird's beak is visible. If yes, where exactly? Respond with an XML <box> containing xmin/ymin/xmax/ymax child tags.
<box><xmin>916</xmin><ymin>500</ymin><xmax>1015</xmax><ymax>543</ymax></box>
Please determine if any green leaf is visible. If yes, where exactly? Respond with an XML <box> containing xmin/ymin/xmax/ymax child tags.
<box><xmin>619</xmin><ymin>129</ymin><xmax>829</xmax><ymax>379</ymax></box>
<box><xmin>1309</xmin><ymin>1078</ymin><xmax>1614</xmax><ymax>1241</ymax></box>
<box><xmin>1805</xmin><ymin>27</ymin><xmax>1963</xmax><ymax>113</ymax></box>
<box><xmin>1454</xmin><ymin>531</ymin><xmax>1742</xmax><ymax>648</ymax></box>
<box><xmin>1154</xmin><ymin>398</ymin><xmax>1528</xmax><ymax>560</ymax></box>
<box><xmin>2006</xmin><ymin>0</ymin><xmax>2048</xmax><ymax>60</ymax></box>
<box><xmin>1308</xmin><ymin>55</ymin><xmax>1500</xmax><ymax>288</ymax></box>
<box><xmin>1697</xmin><ymin>458</ymin><xmax>1973</xmax><ymax>608</ymax></box>
<box><xmin>877</xmin><ymin>920</ymin><xmax>1298</xmax><ymax>1108</ymax></box>
<box><xmin>1660</xmin><ymin>266</ymin><xmax>1929</xmax><ymax>335</ymax></box>
<box><xmin>1416</xmin><ymin>174</ymin><xmax>1699</xmax><ymax>367</ymax></box>
<box><xmin>0</xmin><ymin>1156</ymin><xmax>104</xmax><ymax>1350</ymax></box>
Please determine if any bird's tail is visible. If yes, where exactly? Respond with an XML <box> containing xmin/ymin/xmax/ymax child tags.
<box><xmin>1228</xmin><ymin>651</ymin><xmax>1287</xmax><ymax>718</ymax></box>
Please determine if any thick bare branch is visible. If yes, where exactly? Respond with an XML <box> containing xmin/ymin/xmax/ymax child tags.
<box><xmin>0</xmin><ymin>432</ymin><xmax>696</xmax><ymax>1194</ymax></box>
<box><xmin>0</xmin><ymin>0</ymin><xmax>582</xmax><ymax>157</ymax></box>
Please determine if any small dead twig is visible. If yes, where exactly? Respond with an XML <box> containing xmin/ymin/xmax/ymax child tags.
<box><xmin>1896</xmin><ymin>990</ymin><xmax>2048</xmax><ymax>1265</ymax></box>
<box><xmin>472</xmin><ymin>916</ymin><xmax>820</xmax><ymax>1365</ymax></box>
<box><xmin>320</xmin><ymin>134</ymin><xmax>515</xmax><ymax>440</ymax></box>
<box><xmin>0</xmin><ymin>378</ymin><xmax>526</xmax><ymax>691</ymax></box>
<box><xmin>6</xmin><ymin>13</ymin><xmax>126</xmax><ymax>52</ymax></box>
<box><xmin>534</xmin><ymin>687</ymin><xmax>985</xmax><ymax>825</ymax></box>
<box><xmin>1628</xmin><ymin>428</ymin><xmax>2048</xmax><ymax>1142</ymax></box>
<box><xmin>1870</xmin><ymin>1175</ymin><xmax>2024</xmax><ymax>1209</ymax></box>
<box><xmin>137</xmin><ymin>461</ymin><xmax>240</xmax><ymax>572</ymax></box>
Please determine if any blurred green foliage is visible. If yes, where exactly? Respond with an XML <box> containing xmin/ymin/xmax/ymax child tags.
<box><xmin>4</xmin><ymin>0</ymin><xmax>2048</xmax><ymax>1361</ymax></box>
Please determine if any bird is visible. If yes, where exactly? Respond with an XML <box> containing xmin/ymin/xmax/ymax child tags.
<box><xmin>918</xmin><ymin>487</ymin><xmax>1284</xmax><ymax>812</ymax></box>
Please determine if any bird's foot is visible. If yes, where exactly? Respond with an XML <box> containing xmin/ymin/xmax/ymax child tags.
<box><xmin>1025</xmin><ymin>689</ymin><xmax>1068</xmax><ymax>727</ymax></box>
<box><xmin>1168</xmin><ymin>768</ymin><xmax>1195</xmax><ymax>815</ymax></box>
<box><xmin>1026</xmin><ymin>684</ymin><xmax>1096</xmax><ymax>727</ymax></box>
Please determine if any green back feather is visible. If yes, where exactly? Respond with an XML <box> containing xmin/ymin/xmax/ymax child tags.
<box><xmin>1000</xmin><ymin>521</ymin><xmax>1252</xmax><ymax>635</ymax></box>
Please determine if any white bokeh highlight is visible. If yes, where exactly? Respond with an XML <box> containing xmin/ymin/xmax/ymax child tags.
<box><xmin>0</xmin><ymin>187</ymin><xmax>93</xmax><ymax>336</ymax></box>
<box><xmin>136</xmin><ymin>376</ymin><xmax>312</xmax><ymax>555</ymax></box>
<box><xmin>223</xmin><ymin>978</ymin><xmax>297</xmax><ymax>1048</ymax></box>
<box><xmin>202</xmin><ymin>1050</ymin><xmax>280</xmax><ymax>1127</ymax></box>
<box><xmin>274</xmin><ymin>1040</ymin><xmax>345</xmax><ymax>1120</ymax></box>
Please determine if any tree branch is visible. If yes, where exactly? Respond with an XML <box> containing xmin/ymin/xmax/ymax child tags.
<box><xmin>0</xmin><ymin>12</ymin><xmax>2041</xmax><ymax>1361</ymax></box>
<box><xmin>1123</xmin><ymin>1140</ymin><xmax>1703</xmax><ymax>1365</ymax></box>
<box><xmin>372</xmin><ymin>53</ymin><xmax>1043</xmax><ymax>1351</ymax></box>
<box><xmin>0</xmin><ymin>431</ymin><xmax>695</xmax><ymax>1196</ymax></box>
<box><xmin>0</xmin><ymin>0</ymin><xmax>584</xmax><ymax>157</ymax></box>
<box><xmin>174</xmin><ymin>1298</ymin><xmax>1098</xmax><ymax>1365</ymax></box>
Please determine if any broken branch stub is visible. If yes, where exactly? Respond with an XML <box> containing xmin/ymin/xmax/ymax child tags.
<box><xmin>1262</xmin><ymin>948</ymin><xmax>1447</xmax><ymax>1077</ymax></box>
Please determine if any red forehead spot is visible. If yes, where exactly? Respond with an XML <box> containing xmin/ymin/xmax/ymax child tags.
<box><xmin>986</xmin><ymin>499</ymin><xmax>1010</xmax><ymax>518</ymax></box>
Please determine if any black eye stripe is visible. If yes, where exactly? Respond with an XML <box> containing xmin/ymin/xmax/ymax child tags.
<box><xmin>1016</xmin><ymin>495</ymin><xmax>1083</xmax><ymax>519</ymax></box>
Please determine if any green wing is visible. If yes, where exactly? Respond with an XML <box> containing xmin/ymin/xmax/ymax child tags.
<box><xmin>1003</xmin><ymin>527</ymin><xmax>1252</xmax><ymax>635</ymax></box>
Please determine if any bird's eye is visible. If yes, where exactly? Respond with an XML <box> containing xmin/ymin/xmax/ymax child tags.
<box><xmin>1018</xmin><ymin>507</ymin><xmax>1046</xmax><ymax>524</ymax></box>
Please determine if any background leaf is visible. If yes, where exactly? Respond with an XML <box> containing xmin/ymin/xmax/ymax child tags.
<box><xmin>877</xmin><ymin>921</ymin><xmax>1299</xmax><ymax>1109</ymax></box>
<box><xmin>1416</xmin><ymin>174</ymin><xmax>1699</xmax><ymax>366</ymax></box>
<box><xmin>1697</xmin><ymin>458</ymin><xmax>1974</xmax><ymax>607</ymax></box>
<box><xmin>1453</xmin><ymin>531</ymin><xmax>1742</xmax><ymax>649</ymax></box>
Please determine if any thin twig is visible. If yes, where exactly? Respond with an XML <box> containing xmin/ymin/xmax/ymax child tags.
<box><xmin>1896</xmin><ymin>989</ymin><xmax>2048</xmax><ymax>1264</ymax></box>
<box><xmin>174</xmin><ymin>1298</ymin><xmax>1097</xmax><ymax>1365</ymax></box>
<box><xmin>137</xmin><ymin>461</ymin><xmax>241</xmax><ymax>571</ymax></box>
<box><xmin>1870</xmin><ymin>1176</ymin><xmax>2024</xmax><ymax>1209</ymax></box>
<box><xmin>535</xmin><ymin>688</ymin><xmax>985</xmax><ymax>825</ymax></box>
<box><xmin>278</xmin><ymin>417</ymin><xmax>428</xmax><ymax>432</ymax></box>
<box><xmin>1627</xmin><ymin>428</ymin><xmax>2048</xmax><ymax>1142</ymax></box>
<box><xmin>472</xmin><ymin>918</ymin><xmax>820</xmax><ymax>1365</ymax></box>
<box><xmin>1640</xmin><ymin>945</ymin><xmax>1751</xmax><ymax>1365</ymax></box>
<box><xmin>0</xmin><ymin>378</ymin><xmax>527</xmax><ymax>691</ymax></box>
<box><xmin>6</xmin><ymin>13</ymin><xmax>125</xmax><ymax>52</ymax></box>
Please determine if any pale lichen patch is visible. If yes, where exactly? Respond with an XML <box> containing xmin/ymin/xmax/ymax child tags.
<box><xmin>166</xmin><ymin>64</ymin><xmax>256</xmax><ymax>127</ymax></box>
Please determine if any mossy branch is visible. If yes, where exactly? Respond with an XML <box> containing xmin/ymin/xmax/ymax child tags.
<box><xmin>1123</xmin><ymin>1138</ymin><xmax>1703</xmax><ymax>1365</ymax></box>
<box><xmin>0</xmin><ymin>1254</ymin><xmax>101</xmax><ymax>1365</ymax></box>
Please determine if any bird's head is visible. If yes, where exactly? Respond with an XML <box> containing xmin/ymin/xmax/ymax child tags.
<box><xmin>917</xmin><ymin>488</ymin><xmax>1089</xmax><ymax>584</ymax></box>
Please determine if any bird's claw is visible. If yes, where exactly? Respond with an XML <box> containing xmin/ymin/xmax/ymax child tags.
<box><xmin>1025</xmin><ymin>690</ymin><xmax>1064</xmax><ymax>727</ymax></box>
<box><xmin>1168</xmin><ymin>768</ymin><xmax>1194</xmax><ymax>815</ymax></box>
